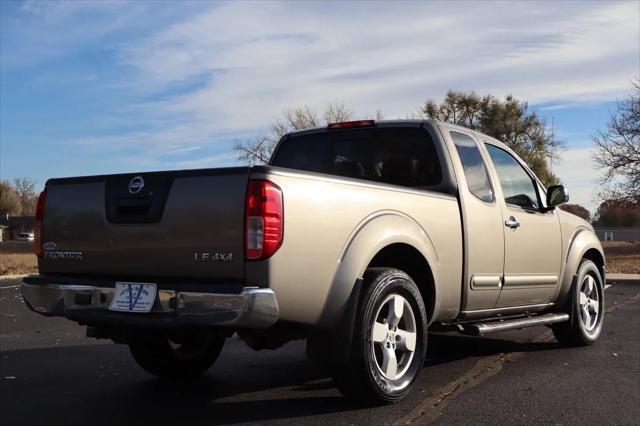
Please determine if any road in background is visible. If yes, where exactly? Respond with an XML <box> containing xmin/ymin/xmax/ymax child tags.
<box><xmin>1</xmin><ymin>277</ymin><xmax>638</xmax><ymax>425</ymax></box>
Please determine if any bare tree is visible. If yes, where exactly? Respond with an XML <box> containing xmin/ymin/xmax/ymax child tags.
<box><xmin>323</xmin><ymin>102</ymin><xmax>354</xmax><ymax>124</ymax></box>
<box><xmin>234</xmin><ymin>135</ymin><xmax>275</xmax><ymax>166</ymax></box>
<box><xmin>13</xmin><ymin>177</ymin><xmax>38</xmax><ymax>216</ymax></box>
<box><xmin>593</xmin><ymin>79</ymin><xmax>640</xmax><ymax>203</ymax></box>
<box><xmin>0</xmin><ymin>180</ymin><xmax>22</xmax><ymax>216</ymax></box>
<box><xmin>234</xmin><ymin>102</ymin><xmax>354</xmax><ymax>165</ymax></box>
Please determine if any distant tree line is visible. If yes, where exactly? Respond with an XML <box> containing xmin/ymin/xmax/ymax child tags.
<box><xmin>559</xmin><ymin>201</ymin><xmax>640</xmax><ymax>227</ymax></box>
<box><xmin>0</xmin><ymin>178</ymin><xmax>39</xmax><ymax>217</ymax></box>
<box><xmin>558</xmin><ymin>204</ymin><xmax>591</xmax><ymax>222</ymax></box>
<box><xmin>592</xmin><ymin>200</ymin><xmax>640</xmax><ymax>227</ymax></box>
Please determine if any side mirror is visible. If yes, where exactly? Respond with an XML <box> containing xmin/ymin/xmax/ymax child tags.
<box><xmin>546</xmin><ymin>185</ymin><xmax>569</xmax><ymax>208</ymax></box>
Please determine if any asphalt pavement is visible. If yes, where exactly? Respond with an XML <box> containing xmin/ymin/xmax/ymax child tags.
<box><xmin>1</xmin><ymin>277</ymin><xmax>638</xmax><ymax>425</ymax></box>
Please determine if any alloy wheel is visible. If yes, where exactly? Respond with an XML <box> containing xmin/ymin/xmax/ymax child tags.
<box><xmin>579</xmin><ymin>274</ymin><xmax>601</xmax><ymax>332</ymax></box>
<box><xmin>371</xmin><ymin>294</ymin><xmax>417</xmax><ymax>381</ymax></box>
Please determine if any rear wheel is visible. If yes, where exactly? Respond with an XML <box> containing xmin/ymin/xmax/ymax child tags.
<box><xmin>552</xmin><ymin>259</ymin><xmax>604</xmax><ymax>346</ymax></box>
<box><xmin>129</xmin><ymin>331</ymin><xmax>225</xmax><ymax>379</ymax></box>
<box><xmin>332</xmin><ymin>268</ymin><xmax>428</xmax><ymax>405</ymax></box>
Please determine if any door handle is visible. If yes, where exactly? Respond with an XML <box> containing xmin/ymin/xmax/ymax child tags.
<box><xmin>505</xmin><ymin>216</ymin><xmax>520</xmax><ymax>229</ymax></box>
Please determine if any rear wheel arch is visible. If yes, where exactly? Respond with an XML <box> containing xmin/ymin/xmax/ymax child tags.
<box><xmin>320</xmin><ymin>212</ymin><xmax>440</xmax><ymax>327</ymax></box>
<box><xmin>367</xmin><ymin>243</ymin><xmax>436</xmax><ymax>323</ymax></box>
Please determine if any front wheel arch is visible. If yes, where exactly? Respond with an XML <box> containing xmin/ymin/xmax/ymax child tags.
<box><xmin>583</xmin><ymin>248</ymin><xmax>605</xmax><ymax>283</ymax></box>
<box><xmin>556</xmin><ymin>228</ymin><xmax>605</xmax><ymax>308</ymax></box>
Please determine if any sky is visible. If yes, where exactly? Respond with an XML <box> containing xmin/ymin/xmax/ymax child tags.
<box><xmin>1</xmin><ymin>0</ymin><xmax>638</xmax><ymax>213</ymax></box>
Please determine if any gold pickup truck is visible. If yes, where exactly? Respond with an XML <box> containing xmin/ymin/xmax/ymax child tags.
<box><xmin>22</xmin><ymin>119</ymin><xmax>605</xmax><ymax>405</ymax></box>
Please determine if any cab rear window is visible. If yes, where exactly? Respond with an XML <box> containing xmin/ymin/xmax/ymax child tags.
<box><xmin>270</xmin><ymin>128</ymin><xmax>442</xmax><ymax>188</ymax></box>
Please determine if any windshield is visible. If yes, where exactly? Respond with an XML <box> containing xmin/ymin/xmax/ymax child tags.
<box><xmin>270</xmin><ymin>127</ymin><xmax>442</xmax><ymax>188</ymax></box>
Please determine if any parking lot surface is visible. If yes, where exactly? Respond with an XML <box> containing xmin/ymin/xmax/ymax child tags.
<box><xmin>1</xmin><ymin>277</ymin><xmax>638</xmax><ymax>425</ymax></box>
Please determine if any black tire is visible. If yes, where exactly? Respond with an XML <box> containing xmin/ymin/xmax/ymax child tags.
<box><xmin>552</xmin><ymin>259</ymin><xmax>604</xmax><ymax>346</ymax></box>
<box><xmin>129</xmin><ymin>331</ymin><xmax>225</xmax><ymax>379</ymax></box>
<box><xmin>332</xmin><ymin>268</ymin><xmax>428</xmax><ymax>405</ymax></box>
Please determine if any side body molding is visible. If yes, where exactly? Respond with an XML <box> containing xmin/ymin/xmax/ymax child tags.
<box><xmin>554</xmin><ymin>226</ymin><xmax>605</xmax><ymax>308</ymax></box>
<box><xmin>318</xmin><ymin>210</ymin><xmax>451</xmax><ymax>327</ymax></box>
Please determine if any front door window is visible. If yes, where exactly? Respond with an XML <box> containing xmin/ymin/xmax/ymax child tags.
<box><xmin>485</xmin><ymin>144</ymin><xmax>540</xmax><ymax>210</ymax></box>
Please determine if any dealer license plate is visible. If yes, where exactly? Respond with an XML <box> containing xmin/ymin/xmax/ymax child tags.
<box><xmin>109</xmin><ymin>282</ymin><xmax>157</xmax><ymax>313</ymax></box>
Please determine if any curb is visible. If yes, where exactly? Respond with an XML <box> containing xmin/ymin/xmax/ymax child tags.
<box><xmin>0</xmin><ymin>274</ymin><xmax>31</xmax><ymax>281</ymax></box>
<box><xmin>607</xmin><ymin>274</ymin><xmax>640</xmax><ymax>285</ymax></box>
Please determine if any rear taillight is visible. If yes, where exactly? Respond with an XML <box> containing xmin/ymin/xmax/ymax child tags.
<box><xmin>34</xmin><ymin>190</ymin><xmax>46</xmax><ymax>256</ymax></box>
<box><xmin>245</xmin><ymin>179</ymin><xmax>283</xmax><ymax>260</ymax></box>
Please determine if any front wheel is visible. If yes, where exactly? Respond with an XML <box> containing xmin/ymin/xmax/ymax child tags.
<box><xmin>129</xmin><ymin>331</ymin><xmax>225</xmax><ymax>379</ymax></box>
<box><xmin>552</xmin><ymin>259</ymin><xmax>604</xmax><ymax>346</ymax></box>
<box><xmin>332</xmin><ymin>268</ymin><xmax>428</xmax><ymax>405</ymax></box>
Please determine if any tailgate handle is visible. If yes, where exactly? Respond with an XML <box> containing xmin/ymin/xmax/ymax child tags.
<box><xmin>116</xmin><ymin>198</ymin><xmax>151</xmax><ymax>216</ymax></box>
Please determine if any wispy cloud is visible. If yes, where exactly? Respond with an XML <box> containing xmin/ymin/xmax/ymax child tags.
<box><xmin>554</xmin><ymin>147</ymin><xmax>602</xmax><ymax>212</ymax></box>
<box><xmin>108</xmin><ymin>1</ymin><xmax>638</xmax><ymax>148</ymax></box>
<box><xmin>172</xmin><ymin>152</ymin><xmax>240</xmax><ymax>169</ymax></box>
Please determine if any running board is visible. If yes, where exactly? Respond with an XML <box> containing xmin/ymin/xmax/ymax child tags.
<box><xmin>458</xmin><ymin>313</ymin><xmax>570</xmax><ymax>336</ymax></box>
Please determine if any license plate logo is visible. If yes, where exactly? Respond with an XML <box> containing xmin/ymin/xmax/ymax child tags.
<box><xmin>109</xmin><ymin>282</ymin><xmax>157</xmax><ymax>313</ymax></box>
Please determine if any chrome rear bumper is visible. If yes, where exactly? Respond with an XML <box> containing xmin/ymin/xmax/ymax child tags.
<box><xmin>22</xmin><ymin>281</ymin><xmax>279</xmax><ymax>329</ymax></box>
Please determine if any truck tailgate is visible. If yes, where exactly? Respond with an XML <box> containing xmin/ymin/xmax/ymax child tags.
<box><xmin>39</xmin><ymin>167</ymin><xmax>250</xmax><ymax>281</ymax></box>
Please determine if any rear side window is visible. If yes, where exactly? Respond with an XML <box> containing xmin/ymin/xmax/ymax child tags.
<box><xmin>485</xmin><ymin>144</ymin><xmax>540</xmax><ymax>210</ymax></box>
<box><xmin>271</xmin><ymin>128</ymin><xmax>442</xmax><ymax>188</ymax></box>
<box><xmin>450</xmin><ymin>132</ymin><xmax>493</xmax><ymax>203</ymax></box>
